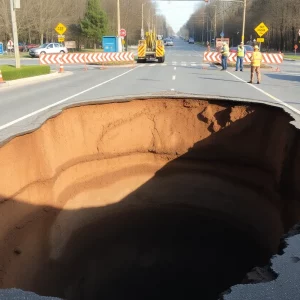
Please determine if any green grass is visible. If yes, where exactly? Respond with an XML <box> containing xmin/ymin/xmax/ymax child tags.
<box><xmin>0</xmin><ymin>52</ymin><xmax>31</xmax><ymax>59</ymax></box>
<box><xmin>284</xmin><ymin>54</ymin><xmax>300</xmax><ymax>60</ymax></box>
<box><xmin>0</xmin><ymin>65</ymin><xmax>50</xmax><ymax>81</ymax></box>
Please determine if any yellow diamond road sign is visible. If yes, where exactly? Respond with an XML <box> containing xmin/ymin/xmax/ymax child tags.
<box><xmin>55</xmin><ymin>23</ymin><xmax>67</xmax><ymax>35</ymax></box>
<box><xmin>255</xmin><ymin>22</ymin><xmax>269</xmax><ymax>37</ymax></box>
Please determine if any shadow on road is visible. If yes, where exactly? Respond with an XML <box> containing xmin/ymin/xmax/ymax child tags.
<box><xmin>266</xmin><ymin>74</ymin><xmax>300</xmax><ymax>82</ymax></box>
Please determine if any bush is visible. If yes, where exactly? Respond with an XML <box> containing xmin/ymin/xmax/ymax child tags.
<box><xmin>0</xmin><ymin>65</ymin><xmax>51</xmax><ymax>81</ymax></box>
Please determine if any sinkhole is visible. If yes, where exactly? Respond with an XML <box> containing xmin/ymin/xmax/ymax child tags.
<box><xmin>0</xmin><ymin>98</ymin><xmax>299</xmax><ymax>300</ymax></box>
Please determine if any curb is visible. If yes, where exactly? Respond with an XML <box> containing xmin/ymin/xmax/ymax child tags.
<box><xmin>0</xmin><ymin>71</ymin><xmax>73</xmax><ymax>89</ymax></box>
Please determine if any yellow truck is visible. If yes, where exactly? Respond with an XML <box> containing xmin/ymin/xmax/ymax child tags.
<box><xmin>137</xmin><ymin>30</ymin><xmax>165</xmax><ymax>63</ymax></box>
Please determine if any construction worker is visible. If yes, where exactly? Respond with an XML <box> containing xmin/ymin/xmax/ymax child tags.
<box><xmin>236</xmin><ymin>42</ymin><xmax>246</xmax><ymax>71</ymax></box>
<box><xmin>220</xmin><ymin>42</ymin><xmax>229</xmax><ymax>70</ymax></box>
<box><xmin>248</xmin><ymin>45</ymin><xmax>262</xmax><ymax>84</ymax></box>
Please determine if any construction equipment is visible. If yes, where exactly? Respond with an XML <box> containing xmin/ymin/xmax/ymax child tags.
<box><xmin>137</xmin><ymin>29</ymin><xmax>165</xmax><ymax>63</ymax></box>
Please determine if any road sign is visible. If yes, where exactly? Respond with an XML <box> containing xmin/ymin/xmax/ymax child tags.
<box><xmin>65</xmin><ymin>41</ymin><xmax>76</xmax><ymax>49</ymax></box>
<box><xmin>119</xmin><ymin>28</ymin><xmax>127</xmax><ymax>37</ymax></box>
<box><xmin>294</xmin><ymin>44</ymin><xmax>298</xmax><ymax>50</ymax></box>
<box><xmin>0</xmin><ymin>42</ymin><xmax>3</xmax><ymax>54</ymax></box>
<box><xmin>255</xmin><ymin>22</ymin><xmax>269</xmax><ymax>37</ymax></box>
<box><xmin>257</xmin><ymin>38</ymin><xmax>265</xmax><ymax>43</ymax></box>
<box><xmin>58</xmin><ymin>37</ymin><xmax>65</xmax><ymax>43</ymax></box>
<box><xmin>7</xmin><ymin>40</ymin><xmax>14</xmax><ymax>50</ymax></box>
<box><xmin>55</xmin><ymin>23</ymin><xmax>67</xmax><ymax>35</ymax></box>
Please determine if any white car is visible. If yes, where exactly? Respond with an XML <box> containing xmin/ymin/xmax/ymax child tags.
<box><xmin>29</xmin><ymin>43</ymin><xmax>68</xmax><ymax>57</ymax></box>
<box><xmin>164</xmin><ymin>39</ymin><xmax>174</xmax><ymax>46</ymax></box>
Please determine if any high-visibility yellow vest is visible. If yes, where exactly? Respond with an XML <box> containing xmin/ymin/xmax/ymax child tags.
<box><xmin>251</xmin><ymin>51</ymin><xmax>262</xmax><ymax>67</ymax></box>
<box><xmin>237</xmin><ymin>46</ymin><xmax>244</xmax><ymax>57</ymax></box>
<box><xmin>222</xmin><ymin>45</ymin><xmax>229</xmax><ymax>56</ymax></box>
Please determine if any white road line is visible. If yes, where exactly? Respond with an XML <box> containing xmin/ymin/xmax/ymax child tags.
<box><xmin>149</xmin><ymin>64</ymin><xmax>156</xmax><ymax>67</ymax></box>
<box><xmin>162</xmin><ymin>63</ymin><xmax>167</xmax><ymax>66</ymax></box>
<box><xmin>172</xmin><ymin>61</ymin><xmax>177</xmax><ymax>65</ymax></box>
<box><xmin>172</xmin><ymin>75</ymin><xmax>176</xmax><ymax>80</ymax></box>
<box><xmin>0</xmin><ymin>66</ymin><xmax>142</xmax><ymax>131</ymax></box>
<box><xmin>191</xmin><ymin>63</ymin><xmax>197</xmax><ymax>67</ymax></box>
<box><xmin>226</xmin><ymin>71</ymin><xmax>300</xmax><ymax>115</ymax></box>
<box><xmin>174</xmin><ymin>67</ymin><xmax>177</xmax><ymax>71</ymax></box>
<box><xmin>171</xmin><ymin>89</ymin><xmax>175</xmax><ymax>91</ymax></box>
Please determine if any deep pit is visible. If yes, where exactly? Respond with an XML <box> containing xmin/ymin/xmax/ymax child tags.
<box><xmin>0</xmin><ymin>99</ymin><xmax>300</xmax><ymax>300</ymax></box>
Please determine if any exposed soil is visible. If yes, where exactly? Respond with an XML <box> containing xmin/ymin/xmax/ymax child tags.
<box><xmin>0</xmin><ymin>99</ymin><xmax>299</xmax><ymax>299</ymax></box>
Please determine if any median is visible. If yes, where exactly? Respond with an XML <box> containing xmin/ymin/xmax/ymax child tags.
<box><xmin>0</xmin><ymin>65</ymin><xmax>50</xmax><ymax>81</ymax></box>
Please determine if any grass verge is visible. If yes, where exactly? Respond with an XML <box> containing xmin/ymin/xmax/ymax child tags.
<box><xmin>0</xmin><ymin>52</ymin><xmax>32</xmax><ymax>59</ymax></box>
<box><xmin>284</xmin><ymin>55</ymin><xmax>300</xmax><ymax>60</ymax></box>
<box><xmin>0</xmin><ymin>65</ymin><xmax>51</xmax><ymax>81</ymax></box>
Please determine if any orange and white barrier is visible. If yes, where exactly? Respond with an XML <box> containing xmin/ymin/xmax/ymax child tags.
<box><xmin>40</xmin><ymin>52</ymin><xmax>135</xmax><ymax>65</ymax></box>
<box><xmin>204</xmin><ymin>51</ymin><xmax>283</xmax><ymax>65</ymax></box>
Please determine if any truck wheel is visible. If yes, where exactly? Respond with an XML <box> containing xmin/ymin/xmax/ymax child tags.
<box><xmin>162</xmin><ymin>55</ymin><xmax>165</xmax><ymax>63</ymax></box>
<box><xmin>157</xmin><ymin>57</ymin><xmax>163</xmax><ymax>63</ymax></box>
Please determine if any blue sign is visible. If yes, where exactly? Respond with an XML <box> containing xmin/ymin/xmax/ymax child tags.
<box><xmin>220</xmin><ymin>32</ymin><xmax>224</xmax><ymax>38</ymax></box>
<box><xmin>0</xmin><ymin>42</ymin><xmax>3</xmax><ymax>55</ymax></box>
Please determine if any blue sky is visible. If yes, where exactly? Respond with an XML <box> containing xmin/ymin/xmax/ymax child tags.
<box><xmin>155</xmin><ymin>1</ymin><xmax>202</xmax><ymax>33</ymax></box>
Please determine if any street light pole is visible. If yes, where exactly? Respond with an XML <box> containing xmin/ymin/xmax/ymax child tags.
<box><xmin>9</xmin><ymin>0</ymin><xmax>20</xmax><ymax>69</ymax></box>
<box><xmin>117</xmin><ymin>0</ymin><xmax>121</xmax><ymax>36</ymax></box>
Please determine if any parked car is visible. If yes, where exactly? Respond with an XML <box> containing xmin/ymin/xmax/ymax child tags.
<box><xmin>230</xmin><ymin>45</ymin><xmax>254</xmax><ymax>53</ymax></box>
<box><xmin>29</xmin><ymin>43</ymin><xmax>68</xmax><ymax>57</ymax></box>
<box><xmin>26</xmin><ymin>43</ymin><xmax>40</xmax><ymax>50</ymax></box>
<box><xmin>164</xmin><ymin>38</ymin><xmax>174</xmax><ymax>46</ymax></box>
<box><xmin>188</xmin><ymin>38</ymin><xmax>195</xmax><ymax>44</ymax></box>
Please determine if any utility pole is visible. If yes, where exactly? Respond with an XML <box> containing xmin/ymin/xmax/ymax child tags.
<box><xmin>241</xmin><ymin>0</ymin><xmax>247</xmax><ymax>43</ymax></box>
<box><xmin>117</xmin><ymin>0</ymin><xmax>121</xmax><ymax>36</ymax></box>
<box><xmin>9</xmin><ymin>0</ymin><xmax>20</xmax><ymax>69</ymax></box>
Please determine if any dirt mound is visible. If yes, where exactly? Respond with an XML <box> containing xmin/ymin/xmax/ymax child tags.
<box><xmin>0</xmin><ymin>99</ymin><xmax>299</xmax><ymax>299</ymax></box>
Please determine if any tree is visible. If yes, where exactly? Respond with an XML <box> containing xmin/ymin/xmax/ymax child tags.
<box><xmin>80</xmin><ymin>0</ymin><xmax>107</xmax><ymax>47</ymax></box>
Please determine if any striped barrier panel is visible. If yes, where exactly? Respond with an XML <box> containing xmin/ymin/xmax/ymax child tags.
<box><xmin>204</xmin><ymin>52</ymin><xmax>283</xmax><ymax>65</ymax></box>
<box><xmin>39</xmin><ymin>52</ymin><xmax>135</xmax><ymax>65</ymax></box>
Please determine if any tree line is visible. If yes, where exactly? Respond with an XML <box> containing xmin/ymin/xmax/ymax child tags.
<box><xmin>0</xmin><ymin>0</ymin><xmax>170</xmax><ymax>48</ymax></box>
<box><xmin>181</xmin><ymin>0</ymin><xmax>300</xmax><ymax>51</ymax></box>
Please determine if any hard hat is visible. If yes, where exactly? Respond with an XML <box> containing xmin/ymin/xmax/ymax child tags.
<box><xmin>223</xmin><ymin>42</ymin><xmax>226</xmax><ymax>45</ymax></box>
<box><xmin>254</xmin><ymin>45</ymin><xmax>259</xmax><ymax>50</ymax></box>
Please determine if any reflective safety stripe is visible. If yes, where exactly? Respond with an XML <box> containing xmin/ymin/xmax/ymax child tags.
<box><xmin>222</xmin><ymin>45</ymin><xmax>229</xmax><ymax>56</ymax></box>
<box><xmin>237</xmin><ymin>47</ymin><xmax>244</xmax><ymax>57</ymax></box>
<box><xmin>251</xmin><ymin>51</ymin><xmax>262</xmax><ymax>67</ymax></box>
<box><xmin>138</xmin><ymin>45</ymin><xmax>146</xmax><ymax>57</ymax></box>
<box><xmin>156</xmin><ymin>46</ymin><xmax>164</xmax><ymax>57</ymax></box>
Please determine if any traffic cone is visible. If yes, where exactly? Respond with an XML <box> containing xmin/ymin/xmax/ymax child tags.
<box><xmin>0</xmin><ymin>70</ymin><xmax>5</xmax><ymax>83</ymax></box>
<box><xmin>59</xmin><ymin>64</ymin><xmax>64</xmax><ymax>73</ymax></box>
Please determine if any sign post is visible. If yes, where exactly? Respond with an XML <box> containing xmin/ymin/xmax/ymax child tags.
<box><xmin>254</xmin><ymin>22</ymin><xmax>268</xmax><ymax>49</ymax></box>
<box><xmin>55</xmin><ymin>23</ymin><xmax>67</xmax><ymax>43</ymax></box>
<box><xmin>119</xmin><ymin>28</ymin><xmax>127</xmax><ymax>38</ymax></box>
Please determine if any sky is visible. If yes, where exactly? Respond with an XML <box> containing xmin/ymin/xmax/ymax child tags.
<box><xmin>155</xmin><ymin>1</ymin><xmax>202</xmax><ymax>33</ymax></box>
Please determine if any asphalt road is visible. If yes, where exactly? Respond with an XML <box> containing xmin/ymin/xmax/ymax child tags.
<box><xmin>0</xmin><ymin>38</ymin><xmax>300</xmax><ymax>140</ymax></box>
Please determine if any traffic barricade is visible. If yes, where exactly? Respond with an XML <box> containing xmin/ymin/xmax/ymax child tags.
<box><xmin>39</xmin><ymin>52</ymin><xmax>135</xmax><ymax>71</ymax></box>
<box><xmin>203</xmin><ymin>51</ymin><xmax>284</xmax><ymax>71</ymax></box>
